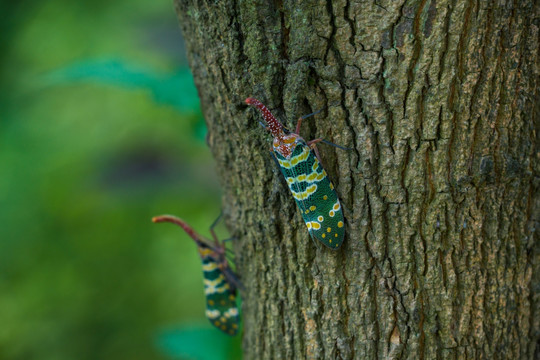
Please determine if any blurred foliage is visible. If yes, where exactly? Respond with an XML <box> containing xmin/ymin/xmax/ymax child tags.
<box><xmin>44</xmin><ymin>59</ymin><xmax>201</xmax><ymax>114</ymax></box>
<box><xmin>157</xmin><ymin>325</ymin><xmax>241</xmax><ymax>360</ymax></box>
<box><xmin>0</xmin><ymin>0</ymin><xmax>241</xmax><ymax>359</ymax></box>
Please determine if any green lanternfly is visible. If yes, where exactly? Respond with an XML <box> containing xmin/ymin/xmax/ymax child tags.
<box><xmin>152</xmin><ymin>215</ymin><xmax>241</xmax><ymax>335</ymax></box>
<box><xmin>246</xmin><ymin>97</ymin><xmax>345</xmax><ymax>249</ymax></box>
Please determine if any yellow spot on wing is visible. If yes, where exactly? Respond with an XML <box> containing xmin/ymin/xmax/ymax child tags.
<box><xmin>310</xmin><ymin>206</ymin><xmax>316</xmax><ymax>211</ymax></box>
<box><xmin>202</xmin><ymin>262</ymin><xmax>218</xmax><ymax>271</ymax></box>
<box><xmin>225</xmin><ymin>308</ymin><xmax>239</xmax><ymax>317</ymax></box>
<box><xmin>206</xmin><ymin>309</ymin><xmax>220</xmax><ymax>318</ymax></box>
<box><xmin>338</xmin><ymin>221</ymin><xmax>344</xmax><ymax>228</ymax></box>
<box><xmin>199</xmin><ymin>248</ymin><xmax>214</xmax><ymax>257</ymax></box>
<box><xmin>306</xmin><ymin>221</ymin><xmax>320</xmax><ymax>230</ymax></box>
<box><xmin>279</xmin><ymin>147</ymin><xmax>310</xmax><ymax>169</ymax></box>
<box><xmin>289</xmin><ymin>168</ymin><xmax>329</xmax><ymax>184</ymax></box>
<box><xmin>323</xmin><ymin>195</ymin><xmax>328</xmax><ymax>200</ymax></box>
<box><xmin>327</xmin><ymin>227</ymin><xmax>331</xmax><ymax>233</ymax></box>
<box><xmin>307</xmin><ymin>172</ymin><xmax>318</xmax><ymax>181</ymax></box>
<box><xmin>204</xmin><ymin>275</ymin><xmax>225</xmax><ymax>287</ymax></box>
<box><xmin>291</xmin><ymin>184</ymin><xmax>317</xmax><ymax>200</ymax></box>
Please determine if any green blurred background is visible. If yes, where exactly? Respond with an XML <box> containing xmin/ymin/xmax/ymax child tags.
<box><xmin>0</xmin><ymin>1</ymin><xmax>241</xmax><ymax>359</ymax></box>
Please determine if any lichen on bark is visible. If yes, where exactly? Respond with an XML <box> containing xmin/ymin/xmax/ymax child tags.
<box><xmin>174</xmin><ymin>0</ymin><xmax>539</xmax><ymax>358</ymax></box>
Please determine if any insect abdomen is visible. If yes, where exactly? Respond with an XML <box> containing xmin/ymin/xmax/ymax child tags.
<box><xmin>275</xmin><ymin>143</ymin><xmax>345</xmax><ymax>249</ymax></box>
<box><xmin>199</xmin><ymin>248</ymin><xmax>240</xmax><ymax>335</ymax></box>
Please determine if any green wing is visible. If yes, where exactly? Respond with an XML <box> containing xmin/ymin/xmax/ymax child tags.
<box><xmin>276</xmin><ymin>143</ymin><xmax>345</xmax><ymax>249</ymax></box>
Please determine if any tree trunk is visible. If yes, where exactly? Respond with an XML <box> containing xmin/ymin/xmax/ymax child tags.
<box><xmin>173</xmin><ymin>0</ymin><xmax>538</xmax><ymax>359</ymax></box>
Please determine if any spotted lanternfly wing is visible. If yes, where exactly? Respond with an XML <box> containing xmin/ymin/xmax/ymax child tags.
<box><xmin>152</xmin><ymin>215</ymin><xmax>240</xmax><ymax>335</ymax></box>
<box><xmin>246</xmin><ymin>97</ymin><xmax>346</xmax><ymax>250</ymax></box>
<box><xmin>198</xmin><ymin>246</ymin><xmax>240</xmax><ymax>335</ymax></box>
<box><xmin>274</xmin><ymin>141</ymin><xmax>345</xmax><ymax>249</ymax></box>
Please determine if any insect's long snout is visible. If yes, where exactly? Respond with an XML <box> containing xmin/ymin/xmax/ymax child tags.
<box><xmin>245</xmin><ymin>97</ymin><xmax>284</xmax><ymax>139</ymax></box>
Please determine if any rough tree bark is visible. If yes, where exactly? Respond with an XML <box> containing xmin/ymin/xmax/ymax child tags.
<box><xmin>174</xmin><ymin>1</ymin><xmax>538</xmax><ymax>359</ymax></box>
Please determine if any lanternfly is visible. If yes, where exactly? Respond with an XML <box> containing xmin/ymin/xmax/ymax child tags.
<box><xmin>152</xmin><ymin>215</ymin><xmax>241</xmax><ymax>335</ymax></box>
<box><xmin>246</xmin><ymin>97</ymin><xmax>345</xmax><ymax>249</ymax></box>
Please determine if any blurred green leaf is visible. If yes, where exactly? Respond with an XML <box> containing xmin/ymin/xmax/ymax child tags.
<box><xmin>43</xmin><ymin>59</ymin><xmax>201</xmax><ymax>114</ymax></box>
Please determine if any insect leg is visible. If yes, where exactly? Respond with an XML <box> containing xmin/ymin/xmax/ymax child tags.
<box><xmin>307</xmin><ymin>137</ymin><xmax>351</xmax><ymax>165</ymax></box>
<box><xmin>306</xmin><ymin>138</ymin><xmax>325</xmax><ymax>166</ymax></box>
<box><xmin>208</xmin><ymin>211</ymin><xmax>223</xmax><ymax>245</ymax></box>
<box><xmin>222</xmin><ymin>238</ymin><xmax>238</xmax><ymax>263</ymax></box>
<box><xmin>295</xmin><ymin>107</ymin><xmax>324</xmax><ymax>134</ymax></box>
<box><xmin>307</xmin><ymin>138</ymin><xmax>351</xmax><ymax>151</ymax></box>
<box><xmin>223</xmin><ymin>266</ymin><xmax>245</xmax><ymax>292</ymax></box>
<box><xmin>318</xmin><ymin>139</ymin><xmax>352</xmax><ymax>151</ymax></box>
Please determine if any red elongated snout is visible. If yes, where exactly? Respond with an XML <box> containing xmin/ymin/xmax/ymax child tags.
<box><xmin>245</xmin><ymin>97</ymin><xmax>285</xmax><ymax>138</ymax></box>
<box><xmin>245</xmin><ymin>97</ymin><xmax>259</xmax><ymax>106</ymax></box>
